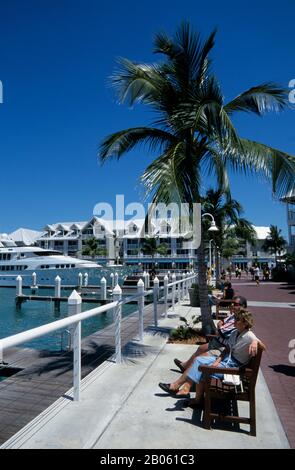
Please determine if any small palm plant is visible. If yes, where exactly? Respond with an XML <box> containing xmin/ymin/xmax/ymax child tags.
<box><xmin>169</xmin><ymin>315</ymin><xmax>203</xmax><ymax>342</ymax></box>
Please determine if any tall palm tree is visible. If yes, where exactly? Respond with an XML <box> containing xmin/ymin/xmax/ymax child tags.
<box><xmin>202</xmin><ymin>188</ymin><xmax>256</xmax><ymax>281</ymax></box>
<box><xmin>262</xmin><ymin>225</ymin><xmax>287</xmax><ymax>265</ymax></box>
<box><xmin>99</xmin><ymin>23</ymin><xmax>295</xmax><ymax>333</ymax></box>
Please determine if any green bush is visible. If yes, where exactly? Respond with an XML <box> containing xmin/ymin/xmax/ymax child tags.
<box><xmin>169</xmin><ymin>315</ymin><xmax>202</xmax><ymax>340</ymax></box>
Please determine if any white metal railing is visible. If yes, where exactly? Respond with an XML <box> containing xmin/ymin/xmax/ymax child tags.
<box><xmin>0</xmin><ymin>272</ymin><xmax>197</xmax><ymax>403</ymax></box>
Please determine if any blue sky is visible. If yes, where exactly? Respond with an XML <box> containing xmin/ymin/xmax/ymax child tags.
<box><xmin>0</xmin><ymin>0</ymin><xmax>294</xmax><ymax>237</ymax></box>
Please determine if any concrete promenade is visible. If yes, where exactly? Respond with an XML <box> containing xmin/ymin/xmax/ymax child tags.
<box><xmin>1</xmin><ymin>279</ymin><xmax>292</xmax><ymax>449</ymax></box>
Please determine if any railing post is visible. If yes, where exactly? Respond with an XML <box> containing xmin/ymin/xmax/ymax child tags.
<box><xmin>55</xmin><ymin>275</ymin><xmax>61</xmax><ymax>298</ymax></box>
<box><xmin>113</xmin><ymin>284</ymin><xmax>122</xmax><ymax>363</ymax></box>
<box><xmin>110</xmin><ymin>272</ymin><xmax>114</xmax><ymax>290</ymax></box>
<box><xmin>172</xmin><ymin>273</ymin><xmax>176</xmax><ymax>313</ymax></box>
<box><xmin>114</xmin><ymin>272</ymin><xmax>119</xmax><ymax>287</ymax></box>
<box><xmin>182</xmin><ymin>273</ymin><xmax>186</xmax><ymax>299</ymax></box>
<box><xmin>186</xmin><ymin>272</ymin><xmax>190</xmax><ymax>294</ymax></box>
<box><xmin>31</xmin><ymin>272</ymin><xmax>38</xmax><ymax>290</ymax></box>
<box><xmin>83</xmin><ymin>272</ymin><xmax>88</xmax><ymax>287</ymax></box>
<box><xmin>142</xmin><ymin>271</ymin><xmax>147</xmax><ymax>289</ymax></box>
<box><xmin>100</xmin><ymin>276</ymin><xmax>107</xmax><ymax>301</ymax></box>
<box><xmin>164</xmin><ymin>275</ymin><xmax>168</xmax><ymax>318</ymax></box>
<box><xmin>177</xmin><ymin>277</ymin><xmax>181</xmax><ymax>303</ymax></box>
<box><xmin>78</xmin><ymin>272</ymin><xmax>83</xmax><ymax>288</ymax></box>
<box><xmin>146</xmin><ymin>271</ymin><xmax>150</xmax><ymax>289</ymax></box>
<box><xmin>137</xmin><ymin>279</ymin><xmax>144</xmax><ymax>342</ymax></box>
<box><xmin>16</xmin><ymin>275</ymin><xmax>22</xmax><ymax>296</ymax></box>
<box><xmin>153</xmin><ymin>276</ymin><xmax>159</xmax><ymax>327</ymax></box>
<box><xmin>68</xmin><ymin>290</ymin><xmax>82</xmax><ymax>401</ymax></box>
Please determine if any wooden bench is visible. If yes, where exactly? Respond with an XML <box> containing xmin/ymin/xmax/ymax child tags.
<box><xmin>199</xmin><ymin>345</ymin><xmax>263</xmax><ymax>436</ymax></box>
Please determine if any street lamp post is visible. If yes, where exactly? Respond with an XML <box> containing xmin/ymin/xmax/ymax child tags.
<box><xmin>201</xmin><ymin>213</ymin><xmax>219</xmax><ymax>285</ymax></box>
<box><xmin>209</xmin><ymin>238</ymin><xmax>213</xmax><ymax>274</ymax></box>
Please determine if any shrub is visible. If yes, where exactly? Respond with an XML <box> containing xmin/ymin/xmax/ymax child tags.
<box><xmin>169</xmin><ymin>315</ymin><xmax>202</xmax><ymax>341</ymax></box>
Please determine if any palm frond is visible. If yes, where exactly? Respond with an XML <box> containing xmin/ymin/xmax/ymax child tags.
<box><xmin>111</xmin><ymin>58</ymin><xmax>168</xmax><ymax>107</ymax></box>
<box><xmin>141</xmin><ymin>142</ymin><xmax>200</xmax><ymax>204</ymax></box>
<box><xmin>224</xmin><ymin>83</ymin><xmax>288</xmax><ymax>116</ymax></box>
<box><xmin>239</xmin><ymin>139</ymin><xmax>295</xmax><ymax>197</ymax></box>
<box><xmin>201</xmin><ymin>146</ymin><xmax>231</xmax><ymax>195</ymax></box>
<box><xmin>99</xmin><ymin>127</ymin><xmax>175</xmax><ymax>162</ymax></box>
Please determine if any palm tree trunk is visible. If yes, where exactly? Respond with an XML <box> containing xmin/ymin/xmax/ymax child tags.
<box><xmin>197</xmin><ymin>226</ymin><xmax>217</xmax><ymax>335</ymax></box>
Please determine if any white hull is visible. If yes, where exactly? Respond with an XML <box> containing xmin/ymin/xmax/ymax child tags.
<box><xmin>0</xmin><ymin>266</ymin><xmax>108</xmax><ymax>287</ymax></box>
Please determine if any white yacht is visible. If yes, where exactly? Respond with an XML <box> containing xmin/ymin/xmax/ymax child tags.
<box><xmin>0</xmin><ymin>237</ymin><xmax>103</xmax><ymax>287</ymax></box>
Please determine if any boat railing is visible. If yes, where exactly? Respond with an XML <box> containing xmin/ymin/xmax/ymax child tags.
<box><xmin>0</xmin><ymin>272</ymin><xmax>197</xmax><ymax>402</ymax></box>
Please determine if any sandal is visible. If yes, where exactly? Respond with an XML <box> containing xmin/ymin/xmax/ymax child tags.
<box><xmin>158</xmin><ymin>383</ymin><xmax>190</xmax><ymax>399</ymax></box>
<box><xmin>174</xmin><ymin>358</ymin><xmax>185</xmax><ymax>372</ymax></box>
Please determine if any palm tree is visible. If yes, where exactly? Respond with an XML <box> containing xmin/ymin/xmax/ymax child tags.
<box><xmin>141</xmin><ymin>237</ymin><xmax>168</xmax><ymax>258</ymax></box>
<box><xmin>262</xmin><ymin>225</ymin><xmax>287</xmax><ymax>265</ymax></box>
<box><xmin>82</xmin><ymin>237</ymin><xmax>106</xmax><ymax>258</ymax></box>
<box><xmin>99</xmin><ymin>22</ymin><xmax>295</xmax><ymax>333</ymax></box>
<box><xmin>202</xmin><ymin>188</ymin><xmax>256</xmax><ymax>281</ymax></box>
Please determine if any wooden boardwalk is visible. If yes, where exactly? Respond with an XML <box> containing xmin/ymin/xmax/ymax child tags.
<box><xmin>0</xmin><ymin>301</ymin><xmax>167</xmax><ymax>444</ymax></box>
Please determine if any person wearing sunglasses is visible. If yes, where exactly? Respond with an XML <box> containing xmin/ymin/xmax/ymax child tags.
<box><xmin>172</xmin><ymin>296</ymin><xmax>247</xmax><ymax>375</ymax></box>
<box><xmin>159</xmin><ymin>309</ymin><xmax>265</xmax><ymax>403</ymax></box>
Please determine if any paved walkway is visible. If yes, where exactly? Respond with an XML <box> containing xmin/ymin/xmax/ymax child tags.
<box><xmin>232</xmin><ymin>278</ymin><xmax>295</xmax><ymax>448</ymax></box>
<box><xmin>1</xmin><ymin>289</ymin><xmax>290</xmax><ymax>449</ymax></box>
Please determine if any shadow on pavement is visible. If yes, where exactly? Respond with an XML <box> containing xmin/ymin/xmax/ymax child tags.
<box><xmin>269</xmin><ymin>364</ymin><xmax>295</xmax><ymax>377</ymax></box>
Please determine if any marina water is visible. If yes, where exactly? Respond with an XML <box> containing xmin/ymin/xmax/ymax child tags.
<box><xmin>0</xmin><ymin>269</ymin><xmax>137</xmax><ymax>351</ymax></box>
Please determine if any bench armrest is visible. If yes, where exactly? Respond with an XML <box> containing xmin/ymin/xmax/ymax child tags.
<box><xmin>199</xmin><ymin>364</ymin><xmax>241</xmax><ymax>375</ymax></box>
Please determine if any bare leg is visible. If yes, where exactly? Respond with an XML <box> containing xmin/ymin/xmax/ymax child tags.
<box><xmin>180</xmin><ymin>343</ymin><xmax>209</xmax><ymax>369</ymax></box>
<box><xmin>170</xmin><ymin>352</ymin><xmax>210</xmax><ymax>395</ymax></box>
<box><xmin>168</xmin><ymin>370</ymin><xmax>191</xmax><ymax>391</ymax></box>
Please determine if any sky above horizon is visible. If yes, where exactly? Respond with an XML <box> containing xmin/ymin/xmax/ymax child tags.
<box><xmin>0</xmin><ymin>0</ymin><xmax>294</xmax><ymax>238</ymax></box>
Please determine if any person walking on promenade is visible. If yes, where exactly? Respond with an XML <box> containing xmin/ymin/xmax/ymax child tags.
<box><xmin>254</xmin><ymin>265</ymin><xmax>260</xmax><ymax>286</ymax></box>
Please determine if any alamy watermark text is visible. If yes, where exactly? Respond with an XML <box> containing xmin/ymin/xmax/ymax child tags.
<box><xmin>289</xmin><ymin>79</ymin><xmax>295</xmax><ymax>104</ymax></box>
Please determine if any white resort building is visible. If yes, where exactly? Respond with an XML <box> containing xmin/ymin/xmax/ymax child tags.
<box><xmin>14</xmin><ymin>216</ymin><xmax>276</xmax><ymax>270</ymax></box>
<box><xmin>35</xmin><ymin>216</ymin><xmax>198</xmax><ymax>270</ymax></box>
<box><xmin>280</xmin><ymin>191</ymin><xmax>295</xmax><ymax>253</ymax></box>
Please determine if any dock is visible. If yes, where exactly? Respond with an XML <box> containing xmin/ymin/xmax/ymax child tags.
<box><xmin>0</xmin><ymin>300</ymin><xmax>168</xmax><ymax>445</ymax></box>
<box><xmin>15</xmin><ymin>294</ymin><xmax>109</xmax><ymax>309</ymax></box>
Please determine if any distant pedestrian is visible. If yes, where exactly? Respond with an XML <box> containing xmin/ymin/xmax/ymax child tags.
<box><xmin>254</xmin><ymin>266</ymin><xmax>260</xmax><ymax>286</ymax></box>
<box><xmin>249</xmin><ymin>267</ymin><xmax>254</xmax><ymax>281</ymax></box>
<box><xmin>262</xmin><ymin>266</ymin><xmax>270</xmax><ymax>281</ymax></box>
